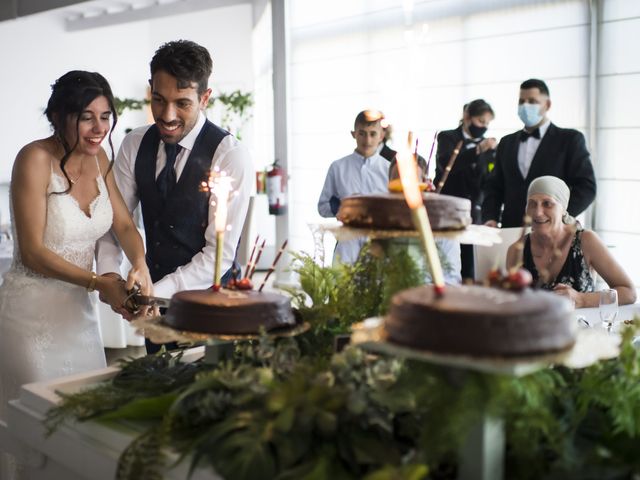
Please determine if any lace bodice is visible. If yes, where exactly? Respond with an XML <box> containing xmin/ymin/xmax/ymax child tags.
<box><xmin>10</xmin><ymin>163</ymin><xmax>113</xmax><ymax>276</ymax></box>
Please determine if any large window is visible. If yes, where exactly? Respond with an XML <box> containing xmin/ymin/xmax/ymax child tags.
<box><xmin>286</xmin><ymin>0</ymin><xmax>639</xmax><ymax>288</ymax></box>
<box><xmin>596</xmin><ymin>0</ymin><xmax>640</xmax><ymax>288</ymax></box>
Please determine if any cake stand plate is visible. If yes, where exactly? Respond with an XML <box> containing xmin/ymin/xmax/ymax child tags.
<box><xmin>131</xmin><ymin>315</ymin><xmax>310</xmax><ymax>345</ymax></box>
<box><xmin>351</xmin><ymin>317</ymin><xmax>620</xmax><ymax>376</ymax></box>
<box><xmin>351</xmin><ymin>317</ymin><xmax>620</xmax><ymax>480</ymax></box>
<box><xmin>320</xmin><ymin>223</ymin><xmax>502</xmax><ymax>246</ymax></box>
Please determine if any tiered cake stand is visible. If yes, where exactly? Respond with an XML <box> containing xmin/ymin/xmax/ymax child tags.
<box><xmin>350</xmin><ymin>318</ymin><xmax>619</xmax><ymax>480</ymax></box>
<box><xmin>131</xmin><ymin>315</ymin><xmax>310</xmax><ymax>364</ymax></box>
<box><xmin>323</xmin><ymin>205</ymin><xmax>616</xmax><ymax>480</ymax></box>
<box><xmin>322</xmin><ymin>222</ymin><xmax>502</xmax><ymax>246</ymax></box>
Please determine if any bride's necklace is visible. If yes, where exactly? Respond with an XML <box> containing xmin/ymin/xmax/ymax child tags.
<box><xmin>54</xmin><ymin>137</ymin><xmax>84</xmax><ymax>185</ymax></box>
<box><xmin>67</xmin><ymin>160</ymin><xmax>83</xmax><ymax>185</ymax></box>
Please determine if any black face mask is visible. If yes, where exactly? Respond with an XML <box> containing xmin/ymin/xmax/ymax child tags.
<box><xmin>468</xmin><ymin>124</ymin><xmax>487</xmax><ymax>139</ymax></box>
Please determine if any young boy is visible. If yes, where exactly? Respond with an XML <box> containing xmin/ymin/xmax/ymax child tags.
<box><xmin>318</xmin><ymin>110</ymin><xmax>390</xmax><ymax>264</ymax></box>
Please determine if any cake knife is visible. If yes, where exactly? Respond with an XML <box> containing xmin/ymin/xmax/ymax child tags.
<box><xmin>123</xmin><ymin>286</ymin><xmax>171</xmax><ymax>313</ymax></box>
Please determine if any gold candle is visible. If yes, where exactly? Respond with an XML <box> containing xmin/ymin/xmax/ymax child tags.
<box><xmin>214</xmin><ymin>231</ymin><xmax>224</xmax><ymax>289</ymax></box>
<box><xmin>396</xmin><ymin>132</ymin><xmax>446</xmax><ymax>296</ymax></box>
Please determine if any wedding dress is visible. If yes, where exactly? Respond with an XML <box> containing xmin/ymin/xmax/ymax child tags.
<box><xmin>0</xmin><ymin>159</ymin><xmax>113</xmax><ymax>479</ymax></box>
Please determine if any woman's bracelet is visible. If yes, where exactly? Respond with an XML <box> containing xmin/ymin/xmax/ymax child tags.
<box><xmin>87</xmin><ymin>272</ymin><xmax>98</xmax><ymax>292</ymax></box>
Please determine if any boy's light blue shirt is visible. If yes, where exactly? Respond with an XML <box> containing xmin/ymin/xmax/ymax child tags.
<box><xmin>317</xmin><ymin>150</ymin><xmax>390</xmax><ymax>264</ymax></box>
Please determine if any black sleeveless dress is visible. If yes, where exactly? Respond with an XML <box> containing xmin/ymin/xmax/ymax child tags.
<box><xmin>523</xmin><ymin>228</ymin><xmax>595</xmax><ymax>292</ymax></box>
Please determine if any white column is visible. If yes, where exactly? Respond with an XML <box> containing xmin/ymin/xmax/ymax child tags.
<box><xmin>271</xmin><ymin>0</ymin><xmax>292</xmax><ymax>285</ymax></box>
<box><xmin>586</xmin><ymin>0</ymin><xmax>600</xmax><ymax>230</ymax></box>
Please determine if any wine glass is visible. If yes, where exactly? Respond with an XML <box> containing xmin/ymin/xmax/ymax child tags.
<box><xmin>599</xmin><ymin>289</ymin><xmax>618</xmax><ymax>333</ymax></box>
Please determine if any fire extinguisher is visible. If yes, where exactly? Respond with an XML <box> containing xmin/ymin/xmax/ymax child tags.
<box><xmin>266</xmin><ymin>160</ymin><xmax>287</xmax><ymax>215</ymax></box>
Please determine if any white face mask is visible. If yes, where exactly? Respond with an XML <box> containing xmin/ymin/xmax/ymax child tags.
<box><xmin>518</xmin><ymin>103</ymin><xmax>543</xmax><ymax>128</ymax></box>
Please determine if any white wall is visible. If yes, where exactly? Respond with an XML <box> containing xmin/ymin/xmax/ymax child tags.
<box><xmin>0</xmin><ymin>3</ymin><xmax>254</xmax><ymax>220</ymax></box>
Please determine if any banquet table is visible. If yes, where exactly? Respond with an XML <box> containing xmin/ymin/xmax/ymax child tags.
<box><xmin>0</xmin><ymin>348</ymin><xmax>218</xmax><ymax>480</ymax></box>
<box><xmin>97</xmin><ymin>300</ymin><xmax>145</xmax><ymax>348</ymax></box>
<box><xmin>1</xmin><ymin>292</ymin><xmax>637</xmax><ymax>479</ymax></box>
<box><xmin>574</xmin><ymin>302</ymin><xmax>640</xmax><ymax>329</ymax></box>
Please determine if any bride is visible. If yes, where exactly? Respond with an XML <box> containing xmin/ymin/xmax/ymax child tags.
<box><xmin>0</xmin><ymin>70</ymin><xmax>153</xmax><ymax>479</ymax></box>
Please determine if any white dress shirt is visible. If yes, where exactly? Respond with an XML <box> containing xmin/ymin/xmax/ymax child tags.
<box><xmin>433</xmin><ymin>238</ymin><xmax>462</xmax><ymax>285</ymax></box>
<box><xmin>317</xmin><ymin>150</ymin><xmax>390</xmax><ymax>264</ymax></box>
<box><xmin>518</xmin><ymin>119</ymin><xmax>550</xmax><ymax>178</ymax></box>
<box><xmin>397</xmin><ymin>237</ymin><xmax>462</xmax><ymax>286</ymax></box>
<box><xmin>96</xmin><ymin>112</ymin><xmax>253</xmax><ymax>298</ymax></box>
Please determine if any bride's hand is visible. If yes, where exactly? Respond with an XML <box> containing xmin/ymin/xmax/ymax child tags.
<box><xmin>98</xmin><ymin>273</ymin><xmax>130</xmax><ymax>318</ymax></box>
<box><xmin>125</xmin><ymin>261</ymin><xmax>153</xmax><ymax>297</ymax></box>
<box><xmin>96</xmin><ymin>274</ymin><xmax>129</xmax><ymax>315</ymax></box>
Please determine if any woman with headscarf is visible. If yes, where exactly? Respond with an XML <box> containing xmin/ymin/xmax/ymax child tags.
<box><xmin>506</xmin><ymin>175</ymin><xmax>636</xmax><ymax>307</ymax></box>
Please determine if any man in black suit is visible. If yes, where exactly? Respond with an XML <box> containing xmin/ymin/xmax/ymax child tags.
<box><xmin>97</xmin><ymin>40</ymin><xmax>253</xmax><ymax>352</ymax></box>
<box><xmin>482</xmin><ymin>78</ymin><xmax>596</xmax><ymax>228</ymax></box>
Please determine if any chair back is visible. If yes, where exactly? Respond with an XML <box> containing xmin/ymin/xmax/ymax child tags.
<box><xmin>473</xmin><ymin>227</ymin><xmax>527</xmax><ymax>281</ymax></box>
<box><xmin>236</xmin><ymin>196</ymin><xmax>255</xmax><ymax>266</ymax></box>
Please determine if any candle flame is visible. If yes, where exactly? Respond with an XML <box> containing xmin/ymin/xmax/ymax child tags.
<box><xmin>206</xmin><ymin>170</ymin><xmax>234</xmax><ymax>233</ymax></box>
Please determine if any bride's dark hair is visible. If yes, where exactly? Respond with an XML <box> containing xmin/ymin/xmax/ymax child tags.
<box><xmin>45</xmin><ymin>70</ymin><xmax>118</xmax><ymax>193</ymax></box>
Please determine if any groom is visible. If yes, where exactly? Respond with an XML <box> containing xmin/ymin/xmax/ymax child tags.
<box><xmin>97</xmin><ymin>40</ymin><xmax>253</xmax><ymax>352</ymax></box>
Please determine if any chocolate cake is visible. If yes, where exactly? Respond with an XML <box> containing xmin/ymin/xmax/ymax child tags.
<box><xmin>385</xmin><ymin>285</ymin><xmax>575</xmax><ymax>356</ymax></box>
<box><xmin>165</xmin><ymin>289</ymin><xmax>296</xmax><ymax>334</ymax></box>
<box><xmin>337</xmin><ymin>192</ymin><xmax>471</xmax><ymax>230</ymax></box>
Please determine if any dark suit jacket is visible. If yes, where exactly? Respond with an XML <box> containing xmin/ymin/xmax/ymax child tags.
<box><xmin>434</xmin><ymin>127</ymin><xmax>494</xmax><ymax>224</ymax></box>
<box><xmin>481</xmin><ymin>123</ymin><xmax>596</xmax><ymax>228</ymax></box>
<box><xmin>380</xmin><ymin>143</ymin><xmax>428</xmax><ymax>169</ymax></box>
<box><xmin>379</xmin><ymin>143</ymin><xmax>396</xmax><ymax>162</ymax></box>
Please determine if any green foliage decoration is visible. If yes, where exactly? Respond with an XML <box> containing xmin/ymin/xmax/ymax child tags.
<box><xmin>283</xmin><ymin>245</ymin><xmax>426</xmax><ymax>359</ymax></box>
<box><xmin>498</xmin><ymin>324</ymin><xmax>640</xmax><ymax>480</ymax></box>
<box><xmin>45</xmin><ymin>350</ymin><xmax>210</xmax><ymax>434</ymax></box>
<box><xmin>116</xmin><ymin>424</ymin><xmax>168</xmax><ymax>480</ymax></box>
<box><xmin>208</xmin><ymin>89</ymin><xmax>254</xmax><ymax>138</ymax></box>
<box><xmin>113</xmin><ymin>89</ymin><xmax>254</xmax><ymax>138</ymax></box>
<box><xmin>114</xmin><ymin>97</ymin><xmax>149</xmax><ymax>116</ymax></box>
<box><xmin>44</xmin><ymin>249</ymin><xmax>640</xmax><ymax>480</ymax></box>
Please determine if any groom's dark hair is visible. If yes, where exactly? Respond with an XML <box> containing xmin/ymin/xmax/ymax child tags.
<box><xmin>150</xmin><ymin>40</ymin><xmax>213</xmax><ymax>96</ymax></box>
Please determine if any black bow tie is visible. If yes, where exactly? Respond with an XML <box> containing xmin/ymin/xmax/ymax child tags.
<box><xmin>520</xmin><ymin>128</ymin><xmax>540</xmax><ymax>142</ymax></box>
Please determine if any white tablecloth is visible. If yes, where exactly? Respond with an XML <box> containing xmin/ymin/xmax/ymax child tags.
<box><xmin>97</xmin><ymin>300</ymin><xmax>145</xmax><ymax>348</ymax></box>
<box><xmin>575</xmin><ymin>303</ymin><xmax>640</xmax><ymax>329</ymax></box>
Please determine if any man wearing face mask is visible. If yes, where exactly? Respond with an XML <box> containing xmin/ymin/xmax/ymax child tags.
<box><xmin>482</xmin><ymin>78</ymin><xmax>596</xmax><ymax>228</ymax></box>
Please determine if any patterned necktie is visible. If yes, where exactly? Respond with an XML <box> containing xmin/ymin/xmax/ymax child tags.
<box><xmin>157</xmin><ymin>143</ymin><xmax>182</xmax><ymax>198</ymax></box>
<box><xmin>520</xmin><ymin>128</ymin><xmax>541</xmax><ymax>142</ymax></box>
